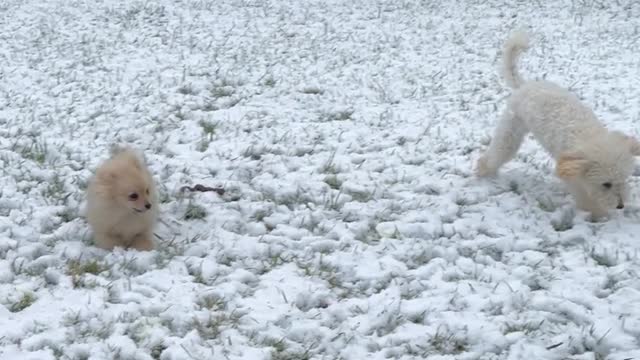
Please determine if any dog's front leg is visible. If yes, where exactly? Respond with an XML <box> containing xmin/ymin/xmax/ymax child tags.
<box><xmin>93</xmin><ymin>231</ymin><xmax>124</xmax><ymax>250</ymax></box>
<box><xmin>585</xmin><ymin>204</ymin><xmax>609</xmax><ymax>222</ymax></box>
<box><xmin>567</xmin><ymin>182</ymin><xmax>609</xmax><ymax>221</ymax></box>
<box><xmin>128</xmin><ymin>231</ymin><xmax>155</xmax><ymax>251</ymax></box>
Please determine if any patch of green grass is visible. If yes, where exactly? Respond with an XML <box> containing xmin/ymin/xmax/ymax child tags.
<box><xmin>354</xmin><ymin>220</ymin><xmax>381</xmax><ymax>244</ymax></box>
<box><xmin>504</xmin><ymin>320</ymin><xmax>545</xmax><ymax>335</ymax></box>
<box><xmin>42</xmin><ymin>173</ymin><xmax>69</xmax><ymax>205</ymax></box>
<box><xmin>537</xmin><ymin>197</ymin><xmax>556</xmax><ymax>212</ymax></box>
<box><xmin>263</xmin><ymin>76</ymin><xmax>276</xmax><ymax>87</ymax></box>
<box><xmin>173</xmin><ymin>107</ymin><xmax>188</xmax><ymax>121</ymax></box>
<box><xmin>324</xmin><ymin>190</ymin><xmax>344</xmax><ymax>211</ymax></box>
<box><xmin>18</xmin><ymin>140</ymin><xmax>48</xmax><ymax>164</ymax></box>
<box><xmin>150</xmin><ymin>342</ymin><xmax>167</xmax><ymax>359</ymax></box>
<box><xmin>319</xmin><ymin>151</ymin><xmax>338</xmax><ymax>174</ymax></box>
<box><xmin>346</xmin><ymin>188</ymin><xmax>374</xmax><ymax>203</ymax></box>
<box><xmin>196</xmin><ymin>136</ymin><xmax>210</xmax><ymax>152</ymax></box>
<box><xmin>184</xmin><ymin>202</ymin><xmax>207</xmax><ymax>220</ymax></box>
<box><xmin>590</xmin><ymin>247</ymin><xmax>617</xmax><ymax>267</ymax></box>
<box><xmin>261</xmin><ymin>337</ymin><xmax>288</xmax><ymax>356</ymax></box>
<box><xmin>10</xmin><ymin>292</ymin><xmax>36</xmax><ymax>312</ymax></box>
<box><xmin>177</xmin><ymin>83</ymin><xmax>195</xmax><ymax>95</ymax></box>
<box><xmin>160</xmin><ymin>191</ymin><xmax>172</xmax><ymax>204</ymax></box>
<box><xmin>210</xmin><ymin>85</ymin><xmax>235</xmax><ymax>98</ymax></box>
<box><xmin>551</xmin><ymin>209</ymin><xmax>574</xmax><ymax>232</ymax></box>
<box><xmin>426</xmin><ymin>326</ymin><xmax>469</xmax><ymax>355</ymax></box>
<box><xmin>57</xmin><ymin>207</ymin><xmax>78</xmax><ymax>222</ymax></box>
<box><xmin>196</xmin><ymin>118</ymin><xmax>219</xmax><ymax>153</ymax></box>
<box><xmin>323</xmin><ymin>175</ymin><xmax>342</xmax><ymax>190</ymax></box>
<box><xmin>250</xmin><ymin>208</ymin><xmax>272</xmax><ymax>222</ymax></box>
<box><xmin>242</xmin><ymin>145</ymin><xmax>265</xmax><ymax>160</ymax></box>
<box><xmin>321</xmin><ymin>109</ymin><xmax>354</xmax><ymax>122</ymax></box>
<box><xmin>298</xmin><ymin>213</ymin><xmax>322</xmax><ymax>234</ymax></box>
<box><xmin>202</xmin><ymin>103</ymin><xmax>219</xmax><ymax>112</ymax></box>
<box><xmin>509</xmin><ymin>180</ymin><xmax>521</xmax><ymax>195</ymax></box>
<box><xmin>192</xmin><ymin>311</ymin><xmax>243</xmax><ymax>340</ymax></box>
<box><xmin>407</xmin><ymin>310</ymin><xmax>427</xmax><ymax>324</ymax></box>
<box><xmin>300</xmin><ymin>86</ymin><xmax>324</xmax><ymax>95</ymax></box>
<box><xmin>261</xmin><ymin>337</ymin><xmax>313</xmax><ymax>360</ymax></box>
<box><xmin>271</xmin><ymin>348</ymin><xmax>312</xmax><ymax>360</ymax></box>
<box><xmin>265</xmin><ymin>250</ymin><xmax>289</xmax><ymax>270</ymax></box>
<box><xmin>67</xmin><ymin>259</ymin><xmax>108</xmax><ymax>288</ymax></box>
<box><xmin>295</xmin><ymin>258</ymin><xmax>354</xmax><ymax>298</ymax></box>
<box><xmin>196</xmin><ymin>292</ymin><xmax>227</xmax><ymax>311</ymax></box>
<box><xmin>199</xmin><ymin>119</ymin><xmax>218</xmax><ymax>137</ymax></box>
<box><xmin>403</xmin><ymin>249</ymin><xmax>437</xmax><ymax>269</ymax></box>
<box><xmin>68</xmin><ymin>259</ymin><xmax>107</xmax><ymax>276</ymax></box>
<box><xmin>453</xmin><ymin>195</ymin><xmax>472</xmax><ymax>206</ymax></box>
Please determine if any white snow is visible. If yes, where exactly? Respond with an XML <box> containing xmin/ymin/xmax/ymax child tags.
<box><xmin>1</xmin><ymin>0</ymin><xmax>640</xmax><ymax>359</ymax></box>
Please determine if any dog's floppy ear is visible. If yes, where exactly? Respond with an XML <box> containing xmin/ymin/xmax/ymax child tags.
<box><xmin>610</xmin><ymin>131</ymin><xmax>640</xmax><ymax>156</ymax></box>
<box><xmin>556</xmin><ymin>152</ymin><xmax>590</xmax><ymax>178</ymax></box>
<box><xmin>625</xmin><ymin>136</ymin><xmax>640</xmax><ymax>156</ymax></box>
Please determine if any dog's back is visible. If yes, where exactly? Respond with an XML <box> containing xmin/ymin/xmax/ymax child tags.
<box><xmin>500</xmin><ymin>31</ymin><xmax>605</xmax><ymax>157</ymax></box>
<box><xmin>509</xmin><ymin>80</ymin><xmax>603</xmax><ymax>157</ymax></box>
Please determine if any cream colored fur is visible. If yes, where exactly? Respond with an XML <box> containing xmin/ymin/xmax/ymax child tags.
<box><xmin>477</xmin><ymin>31</ymin><xmax>640</xmax><ymax>218</ymax></box>
<box><xmin>86</xmin><ymin>146</ymin><xmax>158</xmax><ymax>250</ymax></box>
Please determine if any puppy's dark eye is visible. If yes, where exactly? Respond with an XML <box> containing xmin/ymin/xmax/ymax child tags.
<box><xmin>129</xmin><ymin>193</ymin><xmax>139</xmax><ymax>200</ymax></box>
<box><xmin>602</xmin><ymin>182</ymin><xmax>612</xmax><ymax>189</ymax></box>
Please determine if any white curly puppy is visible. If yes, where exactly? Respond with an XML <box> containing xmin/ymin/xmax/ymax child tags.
<box><xmin>477</xmin><ymin>31</ymin><xmax>640</xmax><ymax>218</ymax></box>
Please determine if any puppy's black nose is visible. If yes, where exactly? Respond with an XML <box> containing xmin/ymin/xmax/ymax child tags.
<box><xmin>617</xmin><ymin>203</ymin><xmax>624</xmax><ymax>209</ymax></box>
<box><xmin>145</xmin><ymin>203</ymin><xmax>152</xmax><ymax>209</ymax></box>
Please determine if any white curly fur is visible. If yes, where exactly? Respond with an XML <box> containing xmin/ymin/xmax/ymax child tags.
<box><xmin>477</xmin><ymin>31</ymin><xmax>640</xmax><ymax>219</ymax></box>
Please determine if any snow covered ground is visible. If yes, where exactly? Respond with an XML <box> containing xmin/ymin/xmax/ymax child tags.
<box><xmin>1</xmin><ymin>0</ymin><xmax>640</xmax><ymax>359</ymax></box>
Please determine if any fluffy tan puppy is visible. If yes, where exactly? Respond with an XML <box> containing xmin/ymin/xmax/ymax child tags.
<box><xmin>86</xmin><ymin>146</ymin><xmax>158</xmax><ymax>250</ymax></box>
<box><xmin>477</xmin><ymin>31</ymin><xmax>640</xmax><ymax>219</ymax></box>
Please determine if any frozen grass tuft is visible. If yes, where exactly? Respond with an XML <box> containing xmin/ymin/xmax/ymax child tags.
<box><xmin>9</xmin><ymin>292</ymin><xmax>36</xmax><ymax>312</ymax></box>
<box><xmin>184</xmin><ymin>201</ymin><xmax>208</xmax><ymax>220</ymax></box>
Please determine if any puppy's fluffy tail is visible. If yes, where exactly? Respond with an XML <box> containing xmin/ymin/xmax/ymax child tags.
<box><xmin>501</xmin><ymin>31</ymin><xmax>529</xmax><ymax>89</ymax></box>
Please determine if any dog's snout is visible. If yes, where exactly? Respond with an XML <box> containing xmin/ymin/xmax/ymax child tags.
<box><xmin>145</xmin><ymin>202</ymin><xmax>152</xmax><ymax>210</ymax></box>
<box><xmin>617</xmin><ymin>202</ymin><xmax>624</xmax><ymax>209</ymax></box>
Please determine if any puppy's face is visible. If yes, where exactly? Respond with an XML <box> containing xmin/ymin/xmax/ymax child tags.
<box><xmin>112</xmin><ymin>172</ymin><xmax>154</xmax><ymax>214</ymax></box>
<box><xmin>557</xmin><ymin>132</ymin><xmax>640</xmax><ymax>210</ymax></box>
<box><xmin>94</xmin><ymin>157</ymin><xmax>155</xmax><ymax>215</ymax></box>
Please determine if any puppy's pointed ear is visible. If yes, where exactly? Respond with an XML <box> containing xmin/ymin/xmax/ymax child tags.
<box><xmin>556</xmin><ymin>152</ymin><xmax>590</xmax><ymax>179</ymax></box>
<box><xmin>610</xmin><ymin>131</ymin><xmax>640</xmax><ymax>156</ymax></box>
<box><xmin>124</xmin><ymin>154</ymin><xmax>144</xmax><ymax>171</ymax></box>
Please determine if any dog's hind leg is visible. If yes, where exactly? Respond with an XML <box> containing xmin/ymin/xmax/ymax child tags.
<box><xmin>476</xmin><ymin>110</ymin><xmax>527</xmax><ymax>177</ymax></box>
<box><xmin>128</xmin><ymin>231</ymin><xmax>155</xmax><ymax>251</ymax></box>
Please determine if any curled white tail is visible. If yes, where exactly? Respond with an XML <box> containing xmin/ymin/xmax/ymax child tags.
<box><xmin>501</xmin><ymin>31</ymin><xmax>530</xmax><ymax>89</ymax></box>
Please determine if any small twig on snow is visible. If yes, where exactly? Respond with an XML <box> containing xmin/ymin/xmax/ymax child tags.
<box><xmin>180</xmin><ymin>184</ymin><xmax>225</xmax><ymax>195</ymax></box>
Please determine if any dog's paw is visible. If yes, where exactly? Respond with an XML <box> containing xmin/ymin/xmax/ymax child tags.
<box><xmin>128</xmin><ymin>233</ymin><xmax>155</xmax><ymax>251</ymax></box>
<box><xmin>131</xmin><ymin>239</ymin><xmax>154</xmax><ymax>251</ymax></box>
<box><xmin>475</xmin><ymin>156</ymin><xmax>496</xmax><ymax>177</ymax></box>
<box><xmin>585</xmin><ymin>209</ymin><xmax>610</xmax><ymax>223</ymax></box>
